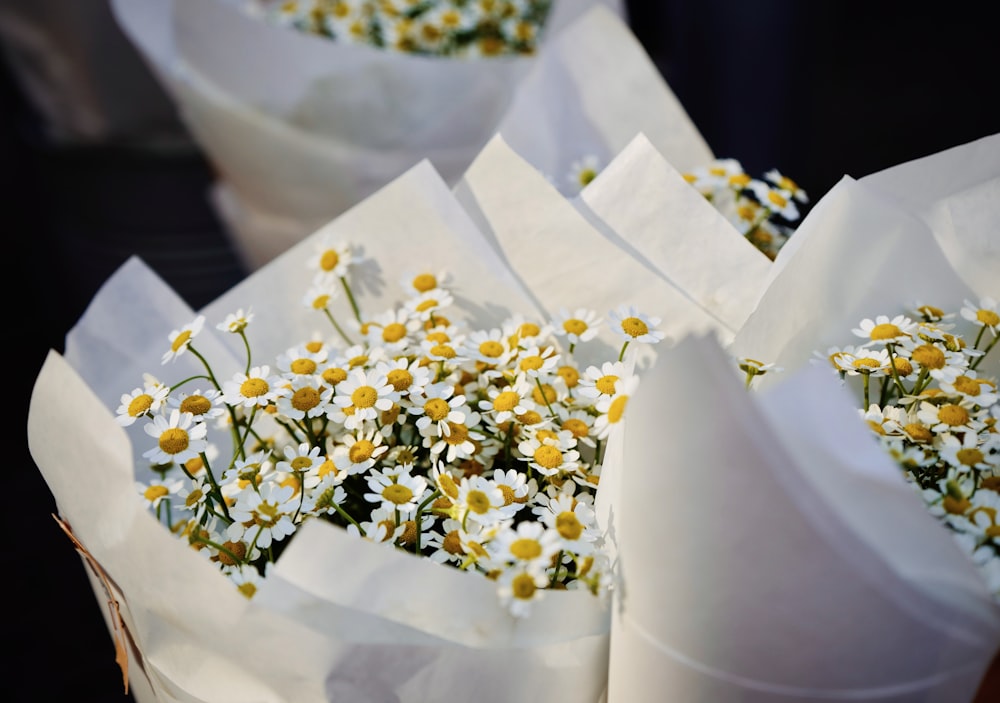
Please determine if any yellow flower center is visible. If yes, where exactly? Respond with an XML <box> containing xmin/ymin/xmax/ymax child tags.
<box><xmin>978</xmin><ymin>309</ymin><xmax>1000</xmax><ymax>327</ymax></box>
<box><xmin>444</xmin><ymin>423</ymin><xmax>469</xmax><ymax>445</ymax></box>
<box><xmin>556</xmin><ymin>511</ymin><xmax>583</xmax><ymax>540</ymax></box>
<box><xmin>290</xmin><ymin>456</ymin><xmax>313</xmax><ymax>471</ymax></box>
<box><xmin>943</xmin><ymin>495</ymin><xmax>971</xmax><ymax>515</ymax></box>
<box><xmin>620</xmin><ymin>317</ymin><xmax>649</xmax><ymax>338</ymax></box>
<box><xmin>290</xmin><ymin>358</ymin><xmax>317</xmax><ymax>375</ymax></box>
<box><xmin>493</xmin><ymin>391</ymin><xmax>520</xmax><ymax>413</ymax></box>
<box><xmin>424</xmin><ymin>398</ymin><xmax>450</xmax><ymax>422</ymax></box>
<box><xmin>518</xmin><ymin>322</ymin><xmax>541</xmax><ymax>338</ymax></box>
<box><xmin>563</xmin><ymin>319</ymin><xmax>588</xmax><ymax>336</ymax></box>
<box><xmin>510</xmin><ymin>538</ymin><xmax>542</xmax><ymax>561</ymax></box>
<box><xmin>320</xmin><ymin>249</ymin><xmax>340</xmax><ymax>272</ymax></box>
<box><xmin>171</xmin><ymin>330</ymin><xmax>193</xmax><ymax>354</ymax></box>
<box><xmin>869</xmin><ymin>323</ymin><xmax>903</xmax><ymax>340</ymax></box>
<box><xmin>561</xmin><ymin>418</ymin><xmax>589</xmax><ymax>438</ymax></box>
<box><xmin>532</xmin><ymin>384</ymin><xmax>556</xmax><ymax>405</ymax></box>
<box><xmin>144</xmin><ymin>485</ymin><xmax>169</xmax><ymax>503</ymax></box>
<box><xmin>382</xmin><ymin>484</ymin><xmax>414</xmax><ymax>505</ymax></box>
<box><xmin>386</xmin><ymin>368</ymin><xmax>413</xmax><ymax>392</ymax></box>
<box><xmin>437</xmin><ymin>472</ymin><xmax>459</xmax><ymax>499</ymax></box>
<box><xmin>479</xmin><ymin>340</ymin><xmax>505</xmax><ymax>358</ymax></box>
<box><xmin>938</xmin><ymin>404</ymin><xmax>970</xmax><ymax>427</ymax></box>
<box><xmin>767</xmin><ymin>191</ymin><xmax>788</xmax><ymax>209</ymax></box>
<box><xmin>518</xmin><ymin>410</ymin><xmax>543</xmax><ymax>425</ymax></box>
<box><xmin>159</xmin><ymin>427</ymin><xmax>190</xmax><ymax>455</ymax></box>
<box><xmin>351</xmin><ymin>386</ymin><xmax>378</xmax><ymax>409</ymax></box>
<box><xmin>412</xmin><ymin>273</ymin><xmax>437</xmax><ymax>292</ymax></box>
<box><xmin>607</xmin><ymin>395</ymin><xmax>629</xmax><ymax>424</ymax></box>
<box><xmin>903</xmin><ymin>423</ymin><xmax>933</xmax><ymax>442</ymax></box>
<box><xmin>443</xmin><ymin>530</ymin><xmax>464</xmax><ymax>555</ymax></box>
<box><xmin>511</xmin><ymin>572</ymin><xmax>537</xmax><ymax>600</ymax></box>
<box><xmin>466</xmin><ymin>489</ymin><xmax>491</xmax><ymax>514</ymax></box>
<box><xmin>348</xmin><ymin>354</ymin><xmax>368</xmax><ymax>368</ymax></box>
<box><xmin>382</xmin><ymin>323</ymin><xmax>407</xmax><ymax>343</ymax></box>
<box><xmin>416</xmin><ymin>299</ymin><xmax>439</xmax><ymax>313</ymax></box>
<box><xmin>349</xmin><ymin>440</ymin><xmax>376</xmax><ymax>463</ymax></box>
<box><xmin>891</xmin><ymin>357</ymin><xmax>913</xmax><ymax>377</ymax></box>
<box><xmin>953</xmin><ymin>376</ymin><xmax>981</xmax><ymax>396</ymax></box>
<box><xmin>520</xmin><ymin>355</ymin><xmax>544</xmax><ymax>372</ymax></box>
<box><xmin>557</xmin><ymin>365</ymin><xmax>579</xmax><ymax>387</ymax></box>
<box><xmin>240</xmin><ymin>378</ymin><xmax>269</xmax><ymax>398</ymax></box>
<box><xmin>956</xmin><ymin>447</ymin><xmax>984</xmax><ymax>467</ymax></box>
<box><xmin>852</xmin><ymin>358</ymin><xmax>881</xmax><ymax>370</ymax></box>
<box><xmin>127</xmin><ymin>394</ymin><xmax>153</xmax><ymax>417</ymax></box>
<box><xmin>311</xmin><ymin>294</ymin><xmax>331</xmax><ymax>310</ymax></box>
<box><xmin>729</xmin><ymin>173</ymin><xmax>751</xmax><ymax>187</ymax></box>
<box><xmin>595</xmin><ymin>374</ymin><xmax>618</xmax><ymax>395</ymax></box>
<box><xmin>429</xmin><ymin>344</ymin><xmax>456</xmax><ymax>359</ymax></box>
<box><xmin>911</xmin><ymin>344</ymin><xmax>945</xmax><ymax>369</ymax></box>
<box><xmin>180</xmin><ymin>395</ymin><xmax>211</xmax><ymax>416</ymax></box>
<box><xmin>533</xmin><ymin>445</ymin><xmax>563</xmax><ymax>469</ymax></box>
<box><xmin>291</xmin><ymin>387</ymin><xmax>320</xmax><ymax>412</ymax></box>
<box><xmin>498</xmin><ymin>484</ymin><xmax>516</xmax><ymax>505</ymax></box>
<box><xmin>323</xmin><ymin>367</ymin><xmax>348</xmax><ymax>386</ymax></box>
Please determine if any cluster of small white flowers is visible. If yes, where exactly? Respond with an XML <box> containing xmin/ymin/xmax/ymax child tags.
<box><xmin>119</xmin><ymin>240</ymin><xmax>665</xmax><ymax>617</ymax></box>
<box><xmin>682</xmin><ymin>159</ymin><xmax>809</xmax><ymax>260</ymax></box>
<box><xmin>247</xmin><ymin>0</ymin><xmax>553</xmax><ymax>57</ymax></box>
<box><xmin>814</xmin><ymin>298</ymin><xmax>1000</xmax><ymax>597</ymax></box>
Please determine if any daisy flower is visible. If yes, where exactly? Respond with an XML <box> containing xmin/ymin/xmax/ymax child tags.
<box><xmin>273</xmin><ymin>376</ymin><xmax>333</xmax><ymax>421</ymax></box>
<box><xmin>534</xmin><ymin>492</ymin><xmax>600</xmax><ymax>555</ymax></box>
<box><xmin>404</xmin><ymin>288</ymin><xmax>454</xmax><ymax>323</ymax></box>
<box><xmin>226</xmin><ymin>482</ymin><xmax>299</xmax><ymax>550</ymax></box>
<box><xmin>216</xmin><ymin>308</ymin><xmax>254</xmax><ymax>334</ymax></box>
<box><xmin>514</xmin><ymin>344</ymin><xmax>560</xmax><ymax>380</ymax></box>
<box><xmin>308</xmin><ymin>236</ymin><xmax>354</xmax><ymax>281</ymax></box>
<box><xmin>332</xmin><ymin>428</ymin><xmax>389</xmax><ymax>475</ymax></box>
<box><xmin>608</xmin><ymin>305</ymin><xmax>665</xmax><ymax>347</ymax></box>
<box><xmin>115</xmin><ymin>381</ymin><xmax>170</xmax><ymax>427</ymax></box>
<box><xmin>495</xmin><ymin>561</ymin><xmax>549</xmax><ymax>618</ymax></box>
<box><xmin>566</xmin><ymin>154</ymin><xmax>600</xmax><ymax>191</ymax></box>
<box><xmin>167</xmin><ymin>389</ymin><xmax>224</xmax><ymax>425</ymax></box>
<box><xmin>363</xmin><ymin>467</ymin><xmax>428</xmax><ymax>516</ymax></box>
<box><xmin>489</xmin><ymin>520</ymin><xmax>562</xmax><ymax>571</ymax></box>
<box><xmin>962</xmin><ymin>297</ymin><xmax>1000</xmax><ymax>338</ymax></box>
<box><xmin>408</xmin><ymin>382</ymin><xmax>470</xmax><ymax>437</ymax></box>
<box><xmin>227</xmin><ymin>563</ymin><xmax>267</xmax><ymax>600</ymax></box>
<box><xmin>938</xmin><ymin>432</ymin><xmax>996</xmax><ymax>473</ymax></box>
<box><xmin>478</xmin><ymin>380</ymin><xmax>535</xmax><ymax>425</ymax></box>
<box><xmin>593</xmin><ymin>374</ymin><xmax>639</xmax><ymax>440</ymax></box>
<box><xmin>577</xmin><ymin>360</ymin><xmax>627</xmax><ymax>399</ymax></box>
<box><xmin>136</xmin><ymin>476</ymin><xmax>184</xmax><ymax>512</ymax></box>
<box><xmin>851</xmin><ymin>314</ymin><xmax>917</xmax><ymax>346</ymax></box>
<box><xmin>423</xmin><ymin>412</ymin><xmax>486</xmax><ymax>464</ymax></box>
<box><xmin>746</xmin><ymin>179</ymin><xmax>800</xmax><ymax>221</ymax></box>
<box><xmin>142</xmin><ymin>409</ymin><xmax>209</xmax><ymax>465</ymax></box>
<box><xmin>460</xmin><ymin>327</ymin><xmax>514</xmax><ymax>367</ymax></box>
<box><xmin>330</xmin><ymin>368</ymin><xmax>398</xmax><ymax>430</ymax></box>
<box><xmin>275</xmin><ymin>343</ymin><xmax>329</xmax><ymax>381</ymax></box>
<box><xmin>161</xmin><ymin>315</ymin><xmax>206</xmax><ymax>364</ymax></box>
<box><xmin>452</xmin><ymin>475</ymin><xmax>506</xmax><ymax>526</ymax></box>
<box><xmin>763</xmin><ymin>168</ymin><xmax>809</xmax><ymax>203</ymax></box>
<box><xmin>916</xmin><ymin>399</ymin><xmax>986</xmax><ymax>435</ymax></box>
<box><xmin>222</xmin><ymin>365</ymin><xmax>282</xmax><ymax>409</ymax></box>
<box><xmin>551</xmin><ymin>307</ymin><xmax>601</xmax><ymax>349</ymax></box>
<box><xmin>517</xmin><ymin>430</ymin><xmax>581</xmax><ymax>477</ymax></box>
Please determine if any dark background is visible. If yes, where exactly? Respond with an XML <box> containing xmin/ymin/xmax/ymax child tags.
<box><xmin>6</xmin><ymin>1</ymin><xmax>998</xmax><ymax>699</ymax></box>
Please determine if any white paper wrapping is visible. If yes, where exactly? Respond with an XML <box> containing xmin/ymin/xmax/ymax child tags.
<box><xmin>108</xmin><ymin>0</ymin><xmax>711</xmax><ymax>269</ymax></box>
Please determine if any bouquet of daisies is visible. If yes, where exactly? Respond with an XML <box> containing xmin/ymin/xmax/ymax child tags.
<box><xmin>603</xmin><ymin>133</ymin><xmax>1000</xmax><ymax>702</ymax></box>
<box><xmin>109</xmin><ymin>0</ymin><xmax>714</xmax><ymax>268</ymax></box>
<box><xmin>28</xmin><ymin>129</ymin><xmax>760</xmax><ymax>701</ymax></box>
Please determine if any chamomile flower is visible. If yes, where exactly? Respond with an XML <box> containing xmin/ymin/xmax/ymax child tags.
<box><xmin>405</xmin><ymin>288</ymin><xmax>454</xmax><ymax>323</ymax></box>
<box><xmin>460</xmin><ymin>327</ymin><xmax>514</xmax><ymax>367</ymax></box>
<box><xmin>168</xmin><ymin>388</ymin><xmax>226</xmax><ymax>422</ymax></box>
<box><xmin>608</xmin><ymin>305</ymin><xmax>665</xmax><ymax>346</ymax></box>
<box><xmin>577</xmin><ymin>361</ymin><xmax>627</xmax><ymax>399</ymax></box>
<box><xmin>227</xmin><ymin>482</ymin><xmax>299</xmax><ymax>550</ymax></box>
<box><xmin>852</xmin><ymin>314</ymin><xmax>917</xmax><ymax>346</ymax></box>
<box><xmin>551</xmin><ymin>307</ymin><xmax>601</xmax><ymax>348</ymax></box>
<box><xmin>763</xmin><ymin>168</ymin><xmax>809</xmax><ymax>203</ymax></box>
<box><xmin>273</xmin><ymin>376</ymin><xmax>333</xmax><ymax>421</ymax></box>
<box><xmin>332</xmin><ymin>428</ymin><xmax>389</xmax><ymax>475</ymax></box>
<box><xmin>962</xmin><ymin>297</ymin><xmax>1000</xmax><ymax>337</ymax></box>
<box><xmin>276</xmin><ymin>343</ymin><xmax>329</xmax><ymax>381</ymax></box>
<box><xmin>514</xmin><ymin>344</ymin><xmax>560</xmax><ymax>380</ymax></box>
<box><xmin>227</xmin><ymin>563</ymin><xmax>267</xmax><ymax>600</ymax></box>
<box><xmin>222</xmin><ymin>366</ymin><xmax>282</xmax><ymax>409</ymax></box>
<box><xmin>363</xmin><ymin>467</ymin><xmax>428</xmax><ymax>515</ymax></box>
<box><xmin>593</xmin><ymin>374</ymin><xmax>639</xmax><ymax>440</ymax></box>
<box><xmin>478</xmin><ymin>380</ymin><xmax>535</xmax><ymax>425</ymax></box>
<box><xmin>161</xmin><ymin>315</ymin><xmax>205</xmax><ymax>364</ymax></box>
<box><xmin>938</xmin><ymin>432</ymin><xmax>996</xmax><ymax>473</ymax></box>
<box><xmin>746</xmin><ymin>179</ymin><xmax>800</xmax><ymax>221</ymax></box>
<box><xmin>142</xmin><ymin>409</ymin><xmax>209</xmax><ymax>465</ymax></box>
<box><xmin>408</xmin><ymin>382</ymin><xmax>469</xmax><ymax>436</ymax></box>
<box><xmin>534</xmin><ymin>493</ymin><xmax>600</xmax><ymax>555</ymax></box>
<box><xmin>308</xmin><ymin>236</ymin><xmax>354</xmax><ymax>281</ymax></box>
<box><xmin>216</xmin><ymin>308</ymin><xmax>254</xmax><ymax>334</ymax></box>
<box><xmin>495</xmin><ymin>562</ymin><xmax>549</xmax><ymax>618</ymax></box>
<box><xmin>517</xmin><ymin>430</ymin><xmax>580</xmax><ymax>477</ymax></box>
<box><xmin>916</xmin><ymin>399</ymin><xmax>986</xmax><ymax>435</ymax></box>
<box><xmin>567</xmin><ymin>155</ymin><xmax>600</xmax><ymax>191</ymax></box>
<box><xmin>330</xmin><ymin>368</ymin><xmax>398</xmax><ymax>430</ymax></box>
<box><xmin>116</xmin><ymin>382</ymin><xmax>170</xmax><ymax>427</ymax></box>
<box><xmin>136</xmin><ymin>476</ymin><xmax>184</xmax><ymax>511</ymax></box>
<box><xmin>453</xmin><ymin>475</ymin><xmax>506</xmax><ymax>525</ymax></box>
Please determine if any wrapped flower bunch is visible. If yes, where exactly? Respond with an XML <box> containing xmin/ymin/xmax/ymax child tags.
<box><xmin>248</xmin><ymin>0</ymin><xmax>554</xmax><ymax>56</ymax></box>
<box><xmin>681</xmin><ymin>158</ymin><xmax>810</xmax><ymax>260</ymax></box>
<box><xmin>120</xmin><ymin>238</ymin><xmax>662</xmax><ymax>618</ymax></box>
<box><xmin>809</xmin><ymin>298</ymin><xmax>1000</xmax><ymax>597</ymax></box>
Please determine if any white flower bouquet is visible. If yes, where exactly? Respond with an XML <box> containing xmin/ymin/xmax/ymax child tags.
<box><xmin>606</xmin><ymin>132</ymin><xmax>1000</xmax><ymax>701</ymax></box>
<box><xmin>108</xmin><ymin>0</ymin><xmax>714</xmax><ymax>269</ymax></box>
<box><xmin>28</xmin><ymin>131</ymin><xmax>754</xmax><ymax>702</ymax></box>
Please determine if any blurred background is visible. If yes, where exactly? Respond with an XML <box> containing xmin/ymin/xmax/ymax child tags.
<box><xmin>6</xmin><ymin>1</ymin><xmax>996</xmax><ymax>699</ymax></box>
